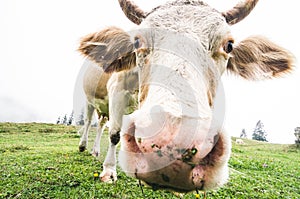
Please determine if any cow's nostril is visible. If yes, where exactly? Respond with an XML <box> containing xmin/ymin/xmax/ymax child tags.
<box><xmin>200</xmin><ymin>179</ymin><xmax>205</xmax><ymax>190</ymax></box>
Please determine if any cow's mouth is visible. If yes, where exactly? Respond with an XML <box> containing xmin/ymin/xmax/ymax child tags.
<box><xmin>119</xmin><ymin>113</ymin><xmax>231</xmax><ymax>192</ymax></box>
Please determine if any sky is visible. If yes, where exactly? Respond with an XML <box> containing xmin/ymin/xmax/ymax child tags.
<box><xmin>0</xmin><ymin>0</ymin><xmax>299</xmax><ymax>144</ymax></box>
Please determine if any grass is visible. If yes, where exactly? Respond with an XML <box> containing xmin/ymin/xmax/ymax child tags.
<box><xmin>0</xmin><ymin>123</ymin><xmax>299</xmax><ymax>199</ymax></box>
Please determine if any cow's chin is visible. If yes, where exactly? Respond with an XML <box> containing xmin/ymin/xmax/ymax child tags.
<box><xmin>118</xmin><ymin>111</ymin><xmax>231</xmax><ymax>192</ymax></box>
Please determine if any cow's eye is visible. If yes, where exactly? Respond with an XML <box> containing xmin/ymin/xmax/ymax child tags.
<box><xmin>224</xmin><ymin>40</ymin><xmax>234</xmax><ymax>54</ymax></box>
<box><xmin>134</xmin><ymin>37</ymin><xmax>141</xmax><ymax>49</ymax></box>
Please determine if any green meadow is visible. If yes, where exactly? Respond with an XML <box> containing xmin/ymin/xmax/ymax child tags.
<box><xmin>0</xmin><ymin>123</ymin><xmax>299</xmax><ymax>198</ymax></box>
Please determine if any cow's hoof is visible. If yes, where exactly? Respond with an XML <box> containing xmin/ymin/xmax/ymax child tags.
<box><xmin>79</xmin><ymin>145</ymin><xmax>86</xmax><ymax>152</ymax></box>
<box><xmin>100</xmin><ymin>169</ymin><xmax>117</xmax><ymax>183</ymax></box>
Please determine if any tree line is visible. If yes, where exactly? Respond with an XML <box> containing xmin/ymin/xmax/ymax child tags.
<box><xmin>241</xmin><ymin>120</ymin><xmax>300</xmax><ymax>146</ymax></box>
<box><xmin>56</xmin><ymin>109</ymin><xmax>96</xmax><ymax>126</ymax></box>
<box><xmin>56</xmin><ymin>110</ymin><xmax>85</xmax><ymax>126</ymax></box>
<box><xmin>240</xmin><ymin>120</ymin><xmax>268</xmax><ymax>142</ymax></box>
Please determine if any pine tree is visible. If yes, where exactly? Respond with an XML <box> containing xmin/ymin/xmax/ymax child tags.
<box><xmin>76</xmin><ymin>108</ymin><xmax>85</xmax><ymax>126</ymax></box>
<box><xmin>56</xmin><ymin>117</ymin><xmax>61</xmax><ymax>124</ymax></box>
<box><xmin>240</xmin><ymin>128</ymin><xmax>247</xmax><ymax>138</ymax></box>
<box><xmin>294</xmin><ymin>127</ymin><xmax>300</xmax><ymax>147</ymax></box>
<box><xmin>252</xmin><ymin>120</ymin><xmax>268</xmax><ymax>142</ymax></box>
<box><xmin>67</xmin><ymin>111</ymin><xmax>74</xmax><ymax>126</ymax></box>
<box><xmin>62</xmin><ymin>114</ymin><xmax>68</xmax><ymax>125</ymax></box>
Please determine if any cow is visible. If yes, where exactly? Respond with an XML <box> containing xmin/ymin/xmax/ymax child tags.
<box><xmin>235</xmin><ymin>139</ymin><xmax>245</xmax><ymax>145</ymax></box>
<box><xmin>77</xmin><ymin>56</ymin><xmax>138</xmax><ymax>181</ymax></box>
<box><xmin>78</xmin><ymin>0</ymin><xmax>293</xmax><ymax>193</ymax></box>
<box><xmin>77</xmin><ymin>59</ymin><xmax>110</xmax><ymax>157</ymax></box>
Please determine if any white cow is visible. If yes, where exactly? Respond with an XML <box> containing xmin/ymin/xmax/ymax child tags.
<box><xmin>235</xmin><ymin>139</ymin><xmax>245</xmax><ymax>145</ymax></box>
<box><xmin>78</xmin><ymin>0</ymin><xmax>293</xmax><ymax>192</ymax></box>
<box><xmin>77</xmin><ymin>50</ymin><xmax>138</xmax><ymax>182</ymax></box>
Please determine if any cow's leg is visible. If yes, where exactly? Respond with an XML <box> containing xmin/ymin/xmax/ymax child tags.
<box><xmin>91</xmin><ymin>116</ymin><xmax>108</xmax><ymax>157</ymax></box>
<box><xmin>100</xmin><ymin>89</ymin><xmax>129</xmax><ymax>182</ymax></box>
<box><xmin>100</xmin><ymin>141</ymin><xmax>118</xmax><ymax>183</ymax></box>
<box><xmin>78</xmin><ymin>103</ymin><xmax>95</xmax><ymax>152</ymax></box>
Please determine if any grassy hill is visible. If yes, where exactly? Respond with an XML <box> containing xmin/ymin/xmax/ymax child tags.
<box><xmin>0</xmin><ymin>123</ymin><xmax>299</xmax><ymax>198</ymax></box>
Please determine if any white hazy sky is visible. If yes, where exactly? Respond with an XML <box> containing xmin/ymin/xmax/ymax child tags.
<box><xmin>0</xmin><ymin>0</ymin><xmax>299</xmax><ymax>144</ymax></box>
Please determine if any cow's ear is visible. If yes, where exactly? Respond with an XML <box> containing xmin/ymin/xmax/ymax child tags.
<box><xmin>78</xmin><ymin>27</ymin><xmax>136</xmax><ymax>73</ymax></box>
<box><xmin>227</xmin><ymin>35</ymin><xmax>294</xmax><ymax>80</ymax></box>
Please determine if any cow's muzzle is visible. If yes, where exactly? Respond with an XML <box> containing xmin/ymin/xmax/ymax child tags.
<box><xmin>118</xmin><ymin>110</ymin><xmax>231</xmax><ymax>192</ymax></box>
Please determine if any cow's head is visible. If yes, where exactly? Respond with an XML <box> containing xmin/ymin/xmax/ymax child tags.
<box><xmin>79</xmin><ymin>0</ymin><xmax>293</xmax><ymax>192</ymax></box>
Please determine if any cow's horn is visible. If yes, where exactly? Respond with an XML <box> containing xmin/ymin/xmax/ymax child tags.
<box><xmin>118</xmin><ymin>0</ymin><xmax>146</xmax><ymax>25</ymax></box>
<box><xmin>222</xmin><ymin>0</ymin><xmax>259</xmax><ymax>25</ymax></box>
